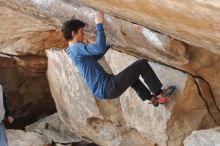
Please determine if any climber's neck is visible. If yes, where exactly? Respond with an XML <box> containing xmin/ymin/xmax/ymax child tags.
<box><xmin>68</xmin><ymin>39</ymin><xmax>83</xmax><ymax>46</ymax></box>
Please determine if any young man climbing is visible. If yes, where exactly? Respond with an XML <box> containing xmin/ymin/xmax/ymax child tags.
<box><xmin>62</xmin><ymin>11</ymin><xmax>176</xmax><ymax>107</ymax></box>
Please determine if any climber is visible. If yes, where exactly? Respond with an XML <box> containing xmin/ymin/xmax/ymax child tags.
<box><xmin>62</xmin><ymin>11</ymin><xmax>176</xmax><ymax>107</ymax></box>
<box><xmin>0</xmin><ymin>82</ymin><xmax>14</xmax><ymax>146</ymax></box>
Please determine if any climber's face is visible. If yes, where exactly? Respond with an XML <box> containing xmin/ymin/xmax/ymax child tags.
<box><xmin>72</xmin><ymin>27</ymin><xmax>84</xmax><ymax>42</ymax></box>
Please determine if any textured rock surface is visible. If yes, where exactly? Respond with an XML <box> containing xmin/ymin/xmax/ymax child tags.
<box><xmin>29</xmin><ymin>0</ymin><xmax>188</xmax><ymax>65</ymax></box>
<box><xmin>0</xmin><ymin>1</ymin><xmax>66</xmax><ymax>56</ymax></box>
<box><xmin>73</xmin><ymin>0</ymin><xmax>220</xmax><ymax>54</ymax></box>
<box><xmin>26</xmin><ymin>113</ymin><xmax>84</xmax><ymax>144</ymax></box>
<box><xmin>6</xmin><ymin>129</ymin><xmax>52</xmax><ymax>146</ymax></box>
<box><xmin>46</xmin><ymin>49</ymin><xmax>220</xmax><ymax>146</ymax></box>
<box><xmin>105</xmin><ymin>50</ymin><xmax>220</xmax><ymax>146</ymax></box>
<box><xmin>183</xmin><ymin>126</ymin><xmax>220</xmax><ymax>146</ymax></box>
<box><xmin>7</xmin><ymin>114</ymin><xmax>98</xmax><ymax>146</ymax></box>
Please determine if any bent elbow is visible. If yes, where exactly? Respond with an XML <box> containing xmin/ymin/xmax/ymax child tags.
<box><xmin>96</xmin><ymin>45</ymin><xmax>107</xmax><ymax>54</ymax></box>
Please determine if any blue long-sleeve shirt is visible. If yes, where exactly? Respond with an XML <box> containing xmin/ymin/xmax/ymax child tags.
<box><xmin>66</xmin><ymin>24</ymin><xmax>109</xmax><ymax>99</ymax></box>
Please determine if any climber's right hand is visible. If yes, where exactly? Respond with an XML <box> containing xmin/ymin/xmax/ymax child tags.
<box><xmin>95</xmin><ymin>11</ymin><xmax>104</xmax><ymax>24</ymax></box>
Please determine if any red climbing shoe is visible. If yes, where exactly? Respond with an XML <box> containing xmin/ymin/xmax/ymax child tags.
<box><xmin>149</xmin><ymin>96</ymin><xmax>169</xmax><ymax>107</ymax></box>
<box><xmin>158</xmin><ymin>97</ymin><xmax>169</xmax><ymax>104</ymax></box>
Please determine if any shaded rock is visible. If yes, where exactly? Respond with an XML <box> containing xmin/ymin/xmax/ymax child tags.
<box><xmin>182</xmin><ymin>45</ymin><xmax>220</xmax><ymax>110</ymax></box>
<box><xmin>0</xmin><ymin>55</ymin><xmax>55</xmax><ymax>128</ymax></box>
<box><xmin>6</xmin><ymin>129</ymin><xmax>52</xmax><ymax>146</ymax></box>
<box><xmin>14</xmin><ymin>55</ymin><xmax>48</xmax><ymax>73</ymax></box>
<box><xmin>183</xmin><ymin>126</ymin><xmax>220</xmax><ymax>146</ymax></box>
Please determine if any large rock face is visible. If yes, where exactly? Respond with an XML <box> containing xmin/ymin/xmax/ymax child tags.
<box><xmin>46</xmin><ymin>49</ymin><xmax>220</xmax><ymax>146</ymax></box>
<box><xmin>73</xmin><ymin>0</ymin><xmax>220</xmax><ymax>54</ymax></box>
<box><xmin>1</xmin><ymin>0</ymin><xmax>220</xmax><ymax>110</ymax></box>
<box><xmin>0</xmin><ymin>0</ymin><xmax>220</xmax><ymax>145</ymax></box>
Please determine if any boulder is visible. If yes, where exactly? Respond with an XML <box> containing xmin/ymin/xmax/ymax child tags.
<box><xmin>184</xmin><ymin>126</ymin><xmax>220</xmax><ymax>146</ymax></box>
<box><xmin>46</xmin><ymin>49</ymin><xmax>220</xmax><ymax>146</ymax></box>
<box><xmin>46</xmin><ymin>49</ymin><xmax>154</xmax><ymax>146</ymax></box>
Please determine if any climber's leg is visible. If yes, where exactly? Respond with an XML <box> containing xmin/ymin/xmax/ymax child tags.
<box><xmin>104</xmin><ymin>59</ymin><xmax>163</xmax><ymax>100</ymax></box>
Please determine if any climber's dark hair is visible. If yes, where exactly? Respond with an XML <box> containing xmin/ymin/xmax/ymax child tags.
<box><xmin>61</xmin><ymin>19</ymin><xmax>86</xmax><ymax>41</ymax></box>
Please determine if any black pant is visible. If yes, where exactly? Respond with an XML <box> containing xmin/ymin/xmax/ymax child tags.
<box><xmin>104</xmin><ymin>59</ymin><xmax>163</xmax><ymax>101</ymax></box>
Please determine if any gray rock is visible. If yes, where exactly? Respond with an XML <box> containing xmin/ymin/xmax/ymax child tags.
<box><xmin>6</xmin><ymin>129</ymin><xmax>52</xmax><ymax>146</ymax></box>
<box><xmin>26</xmin><ymin>113</ymin><xmax>84</xmax><ymax>144</ymax></box>
<box><xmin>184</xmin><ymin>127</ymin><xmax>220</xmax><ymax>146</ymax></box>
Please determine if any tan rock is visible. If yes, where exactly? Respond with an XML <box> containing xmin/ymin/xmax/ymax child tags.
<box><xmin>73</xmin><ymin>0</ymin><xmax>220</xmax><ymax>54</ymax></box>
<box><xmin>0</xmin><ymin>0</ymin><xmax>187</xmax><ymax>65</ymax></box>
<box><xmin>0</xmin><ymin>3</ymin><xmax>67</xmax><ymax>56</ymax></box>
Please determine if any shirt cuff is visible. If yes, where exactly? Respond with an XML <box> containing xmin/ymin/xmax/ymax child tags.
<box><xmin>96</xmin><ymin>24</ymin><xmax>104</xmax><ymax>31</ymax></box>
